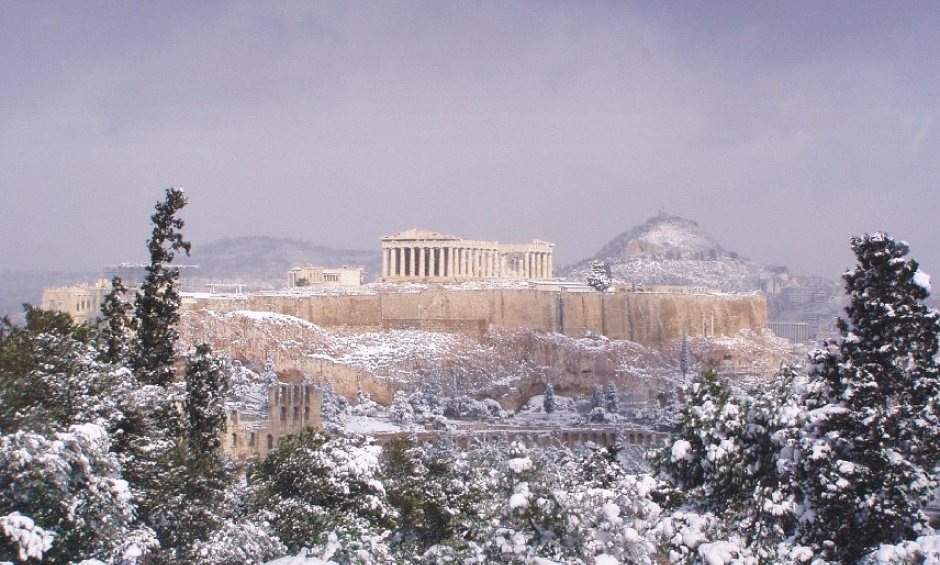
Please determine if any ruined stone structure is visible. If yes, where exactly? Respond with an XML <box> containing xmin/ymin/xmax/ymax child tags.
<box><xmin>223</xmin><ymin>382</ymin><xmax>322</xmax><ymax>459</ymax></box>
<box><xmin>287</xmin><ymin>264</ymin><xmax>363</xmax><ymax>288</ymax></box>
<box><xmin>380</xmin><ymin>229</ymin><xmax>554</xmax><ymax>282</ymax></box>
<box><xmin>41</xmin><ymin>279</ymin><xmax>112</xmax><ymax>325</ymax></box>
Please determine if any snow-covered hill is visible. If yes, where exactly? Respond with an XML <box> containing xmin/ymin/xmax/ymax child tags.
<box><xmin>565</xmin><ymin>212</ymin><xmax>768</xmax><ymax>292</ymax></box>
<box><xmin>564</xmin><ymin>212</ymin><xmax>844</xmax><ymax>331</ymax></box>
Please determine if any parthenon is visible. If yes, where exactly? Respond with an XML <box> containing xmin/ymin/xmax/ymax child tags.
<box><xmin>380</xmin><ymin>229</ymin><xmax>554</xmax><ymax>282</ymax></box>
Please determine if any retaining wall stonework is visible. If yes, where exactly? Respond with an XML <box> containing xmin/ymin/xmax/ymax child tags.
<box><xmin>186</xmin><ymin>288</ymin><xmax>766</xmax><ymax>347</ymax></box>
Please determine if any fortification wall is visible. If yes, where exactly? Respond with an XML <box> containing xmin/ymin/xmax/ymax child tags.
<box><xmin>186</xmin><ymin>288</ymin><xmax>765</xmax><ymax>347</ymax></box>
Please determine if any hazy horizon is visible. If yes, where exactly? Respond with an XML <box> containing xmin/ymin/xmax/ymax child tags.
<box><xmin>3</xmin><ymin>2</ymin><xmax>940</xmax><ymax>280</ymax></box>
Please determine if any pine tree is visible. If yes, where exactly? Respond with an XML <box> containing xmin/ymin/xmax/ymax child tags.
<box><xmin>795</xmin><ymin>233</ymin><xmax>940</xmax><ymax>561</ymax></box>
<box><xmin>542</xmin><ymin>383</ymin><xmax>556</xmax><ymax>414</ymax></box>
<box><xmin>99</xmin><ymin>276</ymin><xmax>134</xmax><ymax>365</ymax></box>
<box><xmin>131</xmin><ymin>187</ymin><xmax>191</xmax><ymax>387</ymax></box>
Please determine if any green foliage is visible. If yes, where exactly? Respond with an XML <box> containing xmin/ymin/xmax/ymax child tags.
<box><xmin>651</xmin><ymin>370</ymin><xmax>745</xmax><ymax>502</ymax></box>
<box><xmin>795</xmin><ymin>233</ymin><xmax>940</xmax><ymax>561</ymax></box>
<box><xmin>99</xmin><ymin>276</ymin><xmax>134</xmax><ymax>364</ymax></box>
<box><xmin>131</xmin><ymin>187</ymin><xmax>191</xmax><ymax>387</ymax></box>
<box><xmin>0</xmin><ymin>306</ymin><xmax>119</xmax><ymax>434</ymax></box>
<box><xmin>184</xmin><ymin>344</ymin><xmax>227</xmax><ymax>455</ymax></box>
<box><xmin>381</xmin><ymin>438</ymin><xmax>486</xmax><ymax>558</ymax></box>
<box><xmin>543</xmin><ymin>383</ymin><xmax>556</xmax><ymax>414</ymax></box>
<box><xmin>247</xmin><ymin>429</ymin><xmax>396</xmax><ymax>555</ymax></box>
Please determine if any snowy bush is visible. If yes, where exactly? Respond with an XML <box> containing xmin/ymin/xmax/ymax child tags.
<box><xmin>0</xmin><ymin>424</ymin><xmax>156</xmax><ymax>563</ymax></box>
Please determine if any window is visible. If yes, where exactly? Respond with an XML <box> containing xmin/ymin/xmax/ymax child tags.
<box><xmin>280</xmin><ymin>406</ymin><xmax>287</xmax><ymax>421</ymax></box>
<box><xmin>293</xmin><ymin>406</ymin><xmax>299</xmax><ymax>421</ymax></box>
<box><xmin>249</xmin><ymin>432</ymin><xmax>255</xmax><ymax>447</ymax></box>
<box><xmin>267</xmin><ymin>435</ymin><xmax>273</xmax><ymax>449</ymax></box>
<box><xmin>231</xmin><ymin>433</ymin><xmax>238</xmax><ymax>447</ymax></box>
<box><xmin>304</xmin><ymin>406</ymin><xmax>310</xmax><ymax>420</ymax></box>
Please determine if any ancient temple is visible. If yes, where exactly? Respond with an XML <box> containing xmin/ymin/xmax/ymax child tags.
<box><xmin>380</xmin><ymin>229</ymin><xmax>554</xmax><ymax>282</ymax></box>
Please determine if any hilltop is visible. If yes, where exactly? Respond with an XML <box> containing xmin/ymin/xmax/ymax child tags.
<box><xmin>564</xmin><ymin>212</ymin><xmax>844</xmax><ymax>334</ymax></box>
<box><xmin>565</xmin><ymin>212</ymin><xmax>769</xmax><ymax>292</ymax></box>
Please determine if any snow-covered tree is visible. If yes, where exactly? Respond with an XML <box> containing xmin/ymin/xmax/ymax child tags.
<box><xmin>131</xmin><ymin>187</ymin><xmax>191</xmax><ymax>388</ymax></box>
<box><xmin>793</xmin><ymin>233</ymin><xmax>940</xmax><ymax>561</ymax></box>
<box><xmin>586</xmin><ymin>260</ymin><xmax>612</xmax><ymax>292</ymax></box>
<box><xmin>146</xmin><ymin>345</ymin><xmax>233</xmax><ymax>564</ymax></box>
<box><xmin>591</xmin><ymin>384</ymin><xmax>605</xmax><ymax>411</ymax></box>
<box><xmin>543</xmin><ymin>383</ymin><xmax>556</xmax><ymax>414</ymax></box>
<box><xmin>98</xmin><ymin>276</ymin><xmax>134</xmax><ymax>365</ymax></box>
<box><xmin>0</xmin><ymin>424</ymin><xmax>156</xmax><ymax>563</ymax></box>
<box><xmin>651</xmin><ymin>371</ymin><xmax>748</xmax><ymax>506</ymax></box>
<box><xmin>606</xmin><ymin>382</ymin><xmax>619</xmax><ymax>414</ymax></box>
<box><xmin>389</xmin><ymin>391</ymin><xmax>415</xmax><ymax>425</ymax></box>
<box><xmin>247</xmin><ymin>429</ymin><xmax>396</xmax><ymax>558</ymax></box>
<box><xmin>0</xmin><ymin>307</ymin><xmax>129</xmax><ymax>434</ymax></box>
<box><xmin>184</xmin><ymin>344</ymin><xmax>228</xmax><ymax>456</ymax></box>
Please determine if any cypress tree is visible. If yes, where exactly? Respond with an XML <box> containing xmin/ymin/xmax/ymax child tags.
<box><xmin>543</xmin><ymin>383</ymin><xmax>556</xmax><ymax>414</ymax></box>
<box><xmin>98</xmin><ymin>276</ymin><xmax>133</xmax><ymax>364</ymax></box>
<box><xmin>131</xmin><ymin>187</ymin><xmax>191</xmax><ymax>387</ymax></box>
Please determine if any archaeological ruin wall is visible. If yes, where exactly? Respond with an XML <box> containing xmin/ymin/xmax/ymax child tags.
<box><xmin>186</xmin><ymin>288</ymin><xmax>766</xmax><ymax>347</ymax></box>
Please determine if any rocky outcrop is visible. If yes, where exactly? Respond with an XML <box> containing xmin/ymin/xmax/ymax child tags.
<box><xmin>181</xmin><ymin>307</ymin><xmax>786</xmax><ymax>411</ymax></box>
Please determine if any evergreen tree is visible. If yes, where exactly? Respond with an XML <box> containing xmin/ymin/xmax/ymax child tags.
<box><xmin>651</xmin><ymin>370</ymin><xmax>746</xmax><ymax>503</ymax></box>
<box><xmin>0</xmin><ymin>424</ymin><xmax>157</xmax><ymax>563</ymax></box>
<box><xmin>679</xmin><ymin>333</ymin><xmax>690</xmax><ymax>379</ymax></box>
<box><xmin>591</xmin><ymin>384</ymin><xmax>605</xmax><ymax>411</ymax></box>
<box><xmin>183</xmin><ymin>344</ymin><xmax>227</xmax><ymax>456</ymax></box>
<box><xmin>247</xmin><ymin>429</ymin><xmax>396</xmax><ymax>558</ymax></box>
<box><xmin>131</xmin><ymin>187</ymin><xmax>191</xmax><ymax>387</ymax></box>
<box><xmin>794</xmin><ymin>233</ymin><xmax>940</xmax><ymax>561</ymax></box>
<box><xmin>605</xmin><ymin>382</ymin><xmax>619</xmax><ymax>414</ymax></box>
<box><xmin>586</xmin><ymin>260</ymin><xmax>612</xmax><ymax>291</ymax></box>
<box><xmin>99</xmin><ymin>276</ymin><xmax>134</xmax><ymax>365</ymax></box>
<box><xmin>543</xmin><ymin>383</ymin><xmax>556</xmax><ymax>414</ymax></box>
<box><xmin>148</xmin><ymin>344</ymin><xmax>231</xmax><ymax>564</ymax></box>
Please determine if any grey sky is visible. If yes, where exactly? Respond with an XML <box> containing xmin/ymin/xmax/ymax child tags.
<box><xmin>2</xmin><ymin>1</ymin><xmax>939</xmax><ymax>279</ymax></box>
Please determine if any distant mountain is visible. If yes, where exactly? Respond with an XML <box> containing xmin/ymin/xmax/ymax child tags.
<box><xmin>187</xmin><ymin>236</ymin><xmax>382</xmax><ymax>286</ymax></box>
<box><xmin>565</xmin><ymin>212</ymin><xmax>767</xmax><ymax>292</ymax></box>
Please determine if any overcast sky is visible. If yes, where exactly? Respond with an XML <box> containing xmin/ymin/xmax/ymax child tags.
<box><xmin>2</xmin><ymin>1</ymin><xmax>939</xmax><ymax>280</ymax></box>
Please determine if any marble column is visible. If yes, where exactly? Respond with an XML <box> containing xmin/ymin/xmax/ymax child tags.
<box><xmin>429</xmin><ymin>248</ymin><xmax>436</xmax><ymax>278</ymax></box>
<box><xmin>392</xmin><ymin>247</ymin><xmax>399</xmax><ymax>278</ymax></box>
<box><xmin>417</xmin><ymin>246</ymin><xmax>425</xmax><ymax>278</ymax></box>
<box><xmin>382</xmin><ymin>249</ymin><xmax>388</xmax><ymax>278</ymax></box>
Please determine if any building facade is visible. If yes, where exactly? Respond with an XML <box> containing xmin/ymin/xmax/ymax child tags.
<box><xmin>40</xmin><ymin>279</ymin><xmax>113</xmax><ymax>325</ymax></box>
<box><xmin>380</xmin><ymin>229</ymin><xmax>554</xmax><ymax>282</ymax></box>
<box><xmin>223</xmin><ymin>382</ymin><xmax>322</xmax><ymax>460</ymax></box>
<box><xmin>287</xmin><ymin>265</ymin><xmax>364</xmax><ymax>288</ymax></box>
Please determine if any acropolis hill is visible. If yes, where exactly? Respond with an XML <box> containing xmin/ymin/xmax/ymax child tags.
<box><xmin>183</xmin><ymin>228</ymin><xmax>767</xmax><ymax>347</ymax></box>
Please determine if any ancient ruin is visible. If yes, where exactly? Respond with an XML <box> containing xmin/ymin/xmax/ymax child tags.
<box><xmin>287</xmin><ymin>264</ymin><xmax>363</xmax><ymax>288</ymax></box>
<box><xmin>380</xmin><ymin>229</ymin><xmax>554</xmax><ymax>282</ymax></box>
